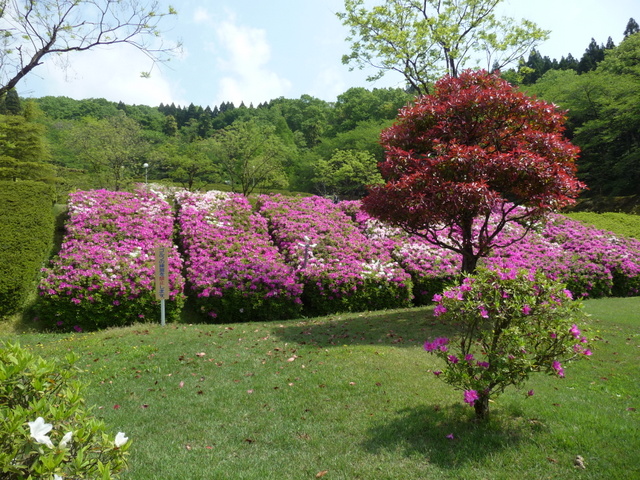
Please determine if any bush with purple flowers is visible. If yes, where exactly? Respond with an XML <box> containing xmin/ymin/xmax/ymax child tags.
<box><xmin>176</xmin><ymin>190</ymin><xmax>303</xmax><ymax>322</ymax></box>
<box><xmin>344</xmin><ymin>200</ymin><xmax>640</xmax><ymax>300</ymax></box>
<box><xmin>258</xmin><ymin>195</ymin><xmax>413</xmax><ymax>316</ymax></box>
<box><xmin>424</xmin><ymin>267</ymin><xmax>591</xmax><ymax>419</ymax></box>
<box><xmin>340</xmin><ymin>200</ymin><xmax>459</xmax><ymax>304</ymax></box>
<box><xmin>34</xmin><ymin>190</ymin><xmax>640</xmax><ymax>328</ymax></box>
<box><xmin>38</xmin><ymin>188</ymin><xmax>185</xmax><ymax>330</ymax></box>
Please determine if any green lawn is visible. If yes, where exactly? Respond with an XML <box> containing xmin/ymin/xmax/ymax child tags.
<box><xmin>3</xmin><ymin>297</ymin><xmax>639</xmax><ymax>479</ymax></box>
<box><xmin>566</xmin><ymin>211</ymin><xmax>640</xmax><ymax>238</ymax></box>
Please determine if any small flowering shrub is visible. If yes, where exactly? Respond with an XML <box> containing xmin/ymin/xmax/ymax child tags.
<box><xmin>425</xmin><ymin>267</ymin><xmax>591</xmax><ymax>419</ymax></box>
<box><xmin>258</xmin><ymin>195</ymin><xmax>413</xmax><ymax>316</ymax></box>
<box><xmin>0</xmin><ymin>342</ymin><xmax>130</xmax><ymax>479</ymax></box>
<box><xmin>38</xmin><ymin>188</ymin><xmax>185</xmax><ymax>330</ymax></box>
<box><xmin>176</xmin><ymin>190</ymin><xmax>303</xmax><ymax>322</ymax></box>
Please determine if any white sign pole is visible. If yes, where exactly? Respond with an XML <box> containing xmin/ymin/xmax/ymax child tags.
<box><xmin>155</xmin><ymin>246</ymin><xmax>169</xmax><ymax>326</ymax></box>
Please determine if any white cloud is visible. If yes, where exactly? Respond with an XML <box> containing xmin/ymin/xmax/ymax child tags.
<box><xmin>210</xmin><ymin>15</ymin><xmax>292</xmax><ymax>106</ymax></box>
<box><xmin>19</xmin><ymin>45</ymin><xmax>185</xmax><ymax>106</ymax></box>
<box><xmin>309</xmin><ymin>65</ymin><xmax>347</xmax><ymax>101</ymax></box>
<box><xmin>193</xmin><ymin>7</ymin><xmax>212</xmax><ymax>24</ymax></box>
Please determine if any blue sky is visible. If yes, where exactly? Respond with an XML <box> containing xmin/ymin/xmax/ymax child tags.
<box><xmin>16</xmin><ymin>0</ymin><xmax>638</xmax><ymax>108</ymax></box>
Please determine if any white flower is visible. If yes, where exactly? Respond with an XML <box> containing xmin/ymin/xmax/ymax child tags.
<box><xmin>59</xmin><ymin>431</ymin><xmax>73</xmax><ymax>448</ymax></box>
<box><xmin>28</xmin><ymin>417</ymin><xmax>54</xmax><ymax>448</ymax></box>
<box><xmin>54</xmin><ymin>475</ymin><xmax>63</xmax><ymax>480</ymax></box>
<box><xmin>114</xmin><ymin>432</ymin><xmax>129</xmax><ymax>447</ymax></box>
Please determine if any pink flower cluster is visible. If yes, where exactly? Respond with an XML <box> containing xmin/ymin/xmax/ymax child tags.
<box><xmin>38</xmin><ymin>188</ymin><xmax>185</xmax><ymax>329</ymax></box>
<box><xmin>258</xmin><ymin>195</ymin><xmax>413</xmax><ymax>315</ymax></box>
<box><xmin>343</xmin><ymin>201</ymin><xmax>640</xmax><ymax>300</ymax></box>
<box><xmin>175</xmin><ymin>191</ymin><xmax>303</xmax><ymax>321</ymax></box>
<box><xmin>340</xmin><ymin>201</ymin><xmax>460</xmax><ymax>304</ymax></box>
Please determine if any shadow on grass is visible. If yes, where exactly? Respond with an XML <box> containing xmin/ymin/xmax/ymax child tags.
<box><xmin>272</xmin><ymin>307</ymin><xmax>457</xmax><ymax>349</ymax></box>
<box><xmin>361</xmin><ymin>402</ymin><xmax>544</xmax><ymax>467</ymax></box>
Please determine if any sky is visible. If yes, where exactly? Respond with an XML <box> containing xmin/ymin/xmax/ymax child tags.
<box><xmin>15</xmin><ymin>0</ymin><xmax>638</xmax><ymax>109</ymax></box>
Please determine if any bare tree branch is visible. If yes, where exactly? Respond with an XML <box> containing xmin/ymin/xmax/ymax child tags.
<box><xmin>0</xmin><ymin>0</ymin><xmax>179</xmax><ymax>98</ymax></box>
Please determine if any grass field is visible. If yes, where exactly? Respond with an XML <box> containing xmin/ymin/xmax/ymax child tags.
<box><xmin>566</xmin><ymin>211</ymin><xmax>640</xmax><ymax>239</ymax></box>
<box><xmin>3</xmin><ymin>296</ymin><xmax>638</xmax><ymax>479</ymax></box>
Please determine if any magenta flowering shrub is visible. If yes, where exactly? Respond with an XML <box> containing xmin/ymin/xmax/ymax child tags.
<box><xmin>425</xmin><ymin>267</ymin><xmax>591</xmax><ymax>419</ymax></box>
<box><xmin>258</xmin><ymin>195</ymin><xmax>413</xmax><ymax>316</ymax></box>
<box><xmin>340</xmin><ymin>201</ymin><xmax>459</xmax><ymax>304</ymax></box>
<box><xmin>344</xmin><ymin>200</ymin><xmax>640</xmax><ymax>300</ymax></box>
<box><xmin>38</xmin><ymin>188</ymin><xmax>185</xmax><ymax>330</ymax></box>
<box><xmin>176</xmin><ymin>191</ymin><xmax>303</xmax><ymax>322</ymax></box>
<box><xmin>481</xmin><ymin>218</ymin><xmax>614</xmax><ymax>298</ymax></box>
<box><xmin>542</xmin><ymin>214</ymin><xmax>640</xmax><ymax>297</ymax></box>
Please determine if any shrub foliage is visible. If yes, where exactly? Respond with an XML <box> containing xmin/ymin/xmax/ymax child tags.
<box><xmin>0</xmin><ymin>181</ymin><xmax>55</xmax><ymax>318</ymax></box>
<box><xmin>0</xmin><ymin>342</ymin><xmax>130</xmax><ymax>479</ymax></box>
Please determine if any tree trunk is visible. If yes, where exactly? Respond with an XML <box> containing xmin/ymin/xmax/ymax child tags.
<box><xmin>474</xmin><ymin>393</ymin><xmax>490</xmax><ymax>420</ymax></box>
<box><xmin>461</xmin><ymin>250</ymin><xmax>478</xmax><ymax>274</ymax></box>
<box><xmin>460</xmin><ymin>218</ymin><xmax>478</xmax><ymax>274</ymax></box>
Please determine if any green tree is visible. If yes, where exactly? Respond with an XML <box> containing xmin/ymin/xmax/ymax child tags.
<box><xmin>558</xmin><ymin>53</ymin><xmax>579</xmax><ymax>71</ymax></box>
<box><xmin>0</xmin><ymin>102</ymin><xmax>54</xmax><ymax>182</ymax></box>
<box><xmin>313</xmin><ymin>149</ymin><xmax>382</xmax><ymax>199</ymax></box>
<box><xmin>211</xmin><ymin>119</ymin><xmax>290</xmax><ymax>196</ymax></box>
<box><xmin>269</xmin><ymin>95</ymin><xmax>332</xmax><ymax>148</ymax></box>
<box><xmin>624</xmin><ymin>18</ymin><xmax>639</xmax><ymax>38</ymax></box>
<box><xmin>314</xmin><ymin>119</ymin><xmax>393</xmax><ymax>163</ymax></box>
<box><xmin>520</xmin><ymin>48</ymin><xmax>556</xmax><ymax>84</ymax></box>
<box><xmin>163</xmin><ymin>115</ymin><xmax>179</xmax><ymax>136</ymax></box>
<box><xmin>526</xmin><ymin>35</ymin><xmax>640</xmax><ymax>196</ymax></box>
<box><xmin>67</xmin><ymin>112</ymin><xmax>147</xmax><ymax>190</ymax></box>
<box><xmin>577</xmin><ymin>38</ymin><xmax>606</xmax><ymax>73</ymax></box>
<box><xmin>598</xmin><ymin>31</ymin><xmax>640</xmax><ymax>76</ymax></box>
<box><xmin>330</xmin><ymin>87</ymin><xmax>411</xmax><ymax>133</ymax></box>
<box><xmin>153</xmin><ymin>137</ymin><xmax>218</xmax><ymax>191</ymax></box>
<box><xmin>337</xmin><ymin>0</ymin><xmax>549</xmax><ymax>94</ymax></box>
<box><xmin>0</xmin><ymin>88</ymin><xmax>21</xmax><ymax>114</ymax></box>
<box><xmin>0</xmin><ymin>0</ymin><xmax>179</xmax><ymax>98</ymax></box>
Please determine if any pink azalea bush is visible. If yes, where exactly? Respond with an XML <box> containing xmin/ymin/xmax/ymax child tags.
<box><xmin>425</xmin><ymin>267</ymin><xmax>591</xmax><ymax>419</ymax></box>
<box><xmin>257</xmin><ymin>195</ymin><xmax>413</xmax><ymax>316</ymax></box>
<box><xmin>542</xmin><ymin>213</ymin><xmax>640</xmax><ymax>297</ymax></box>
<box><xmin>175</xmin><ymin>190</ymin><xmax>303</xmax><ymax>322</ymax></box>
<box><xmin>343</xmin><ymin>200</ymin><xmax>640</xmax><ymax>300</ymax></box>
<box><xmin>340</xmin><ymin>201</ymin><xmax>459</xmax><ymax>304</ymax></box>
<box><xmin>37</xmin><ymin>191</ymin><xmax>639</xmax><ymax>328</ymax></box>
<box><xmin>38</xmin><ymin>188</ymin><xmax>185</xmax><ymax>330</ymax></box>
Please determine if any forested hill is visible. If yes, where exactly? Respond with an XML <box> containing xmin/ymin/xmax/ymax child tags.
<box><xmin>8</xmin><ymin>87</ymin><xmax>412</xmax><ymax>197</ymax></box>
<box><xmin>1</xmin><ymin>22</ymin><xmax>640</xmax><ymax>201</ymax></box>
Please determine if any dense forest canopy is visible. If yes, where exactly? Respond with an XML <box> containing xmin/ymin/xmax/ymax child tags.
<box><xmin>1</xmin><ymin>17</ymin><xmax>639</xmax><ymax>200</ymax></box>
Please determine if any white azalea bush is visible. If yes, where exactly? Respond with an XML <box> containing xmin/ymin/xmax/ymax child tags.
<box><xmin>0</xmin><ymin>342</ymin><xmax>130</xmax><ymax>479</ymax></box>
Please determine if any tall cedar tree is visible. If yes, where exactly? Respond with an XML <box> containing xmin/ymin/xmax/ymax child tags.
<box><xmin>362</xmin><ymin>70</ymin><xmax>584</xmax><ymax>274</ymax></box>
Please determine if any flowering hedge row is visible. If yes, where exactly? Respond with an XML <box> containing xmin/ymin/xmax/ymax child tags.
<box><xmin>257</xmin><ymin>195</ymin><xmax>413</xmax><ymax>316</ymax></box>
<box><xmin>175</xmin><ymin>191</ymin><xmax>303</xmax><ymax>322</ymax></box>
<box><xmin>342</xmin><ymin>201</ymin><xmax>640</xmax><ymax>300</ymax></box>
<box><xmin>340</xmin><ymin>201</ymin><xmax>460</xmax><ymax>305</ymax></box>
<box><xmin>38</xmin><ymin>188</ymin><xmax>185</xmax><ymax>330</ymax></box>
<box><xmin>541</xmin><ymin>214</ymin><xmax>640</xmax><ymax>297</ymax></box>
<box><xmin>37</xmin><ymin>189</ymin><xmax>639</xmax><ymax>329</ymax></box>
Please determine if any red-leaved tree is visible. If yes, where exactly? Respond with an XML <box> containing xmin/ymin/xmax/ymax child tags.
<box><xmin>362</xmin><ymin>70</ymin><xmax>585</xmax><ymax>273</ymax></box>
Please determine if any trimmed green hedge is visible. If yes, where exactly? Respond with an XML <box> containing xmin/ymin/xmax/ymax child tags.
<box><xmin>0</xmin><ymin>181</ymin><xmax>55</xmax><ymax>318</ymax></box>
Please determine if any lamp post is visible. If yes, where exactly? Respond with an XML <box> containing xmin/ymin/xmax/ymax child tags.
<box><xmin>143</xmin><ymin>163</ymin><xmax>149</xmax><ymax>184</ymax></box>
